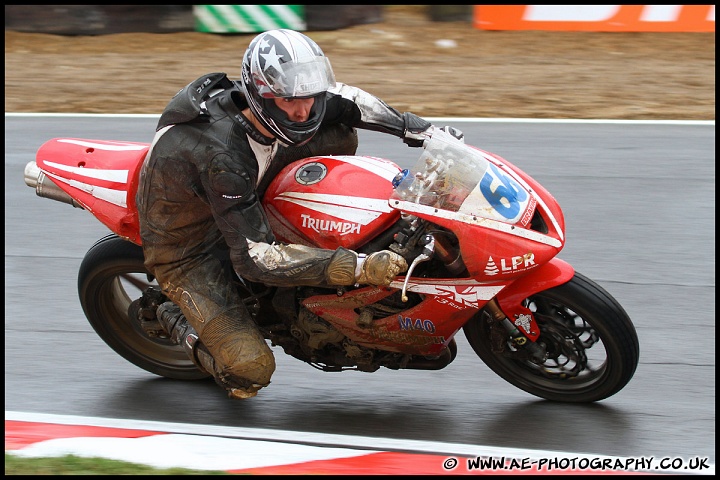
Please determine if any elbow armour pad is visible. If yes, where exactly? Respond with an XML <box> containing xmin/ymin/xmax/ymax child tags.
<box><xmin>208</xmin><ymin>154</ymin><xmax>274</xmax><ymax>243</ymax></box>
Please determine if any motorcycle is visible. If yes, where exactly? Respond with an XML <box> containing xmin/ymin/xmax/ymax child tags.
<box><xmin>24</xmin><ymin>129</ymin><xmax>639</xmax><ymax>402</ymax></box>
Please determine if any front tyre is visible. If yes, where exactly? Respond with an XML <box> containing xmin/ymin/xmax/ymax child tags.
<box><xmin>78</xmin><ymin>234</ymin><xmax>209</xmax><ymax>380</ymax></box>
<box><xmin>464</xmin><ymin>272</ymin><xmax>639</xmax><ymax>403</ymax></box>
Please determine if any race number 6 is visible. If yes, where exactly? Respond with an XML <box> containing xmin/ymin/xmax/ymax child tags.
<box><xmin>479</xmin><ymin>163</ymin><xmax>527</xmax><ymax>219</ymax></box>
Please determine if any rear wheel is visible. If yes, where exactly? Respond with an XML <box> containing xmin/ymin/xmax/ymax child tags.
<box><xmin>78</xmin><ymin>234</ymin><xmax>209</xmax><ymax>380</ymax></box>
<box><xmin>464</xmin><ymin>272</ymin><xmax>639</xmax><ymax>402</ymax></box>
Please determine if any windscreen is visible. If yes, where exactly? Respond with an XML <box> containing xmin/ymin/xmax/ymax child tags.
<box><xmin>391</xmin><ymin>131</ymin><xmax>534</xmax><ymax>225</ymax></box>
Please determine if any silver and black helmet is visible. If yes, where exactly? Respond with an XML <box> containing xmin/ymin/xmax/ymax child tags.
<box><xmin>241</xmin><ymin>29</ymin><xmax>336</xmax><ymax>147</ymax></box>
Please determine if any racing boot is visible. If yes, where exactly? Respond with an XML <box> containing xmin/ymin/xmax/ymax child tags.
<box><xmin>156</xmin><ymin>301</ymin><xmax>217</xmax><ymax>376</ymax></box>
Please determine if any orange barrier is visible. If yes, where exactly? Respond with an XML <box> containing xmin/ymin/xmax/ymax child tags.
<box><xmin>473</xmin><ymin>5</ymin><xmax>715</xmax><ymax>32</ymax></box>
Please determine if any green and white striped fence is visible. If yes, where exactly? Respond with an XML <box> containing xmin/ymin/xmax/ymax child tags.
<box><xmin>193</xmin><ymin>5</ymin><xmax>306</xmax><ymax>33</ymax></box>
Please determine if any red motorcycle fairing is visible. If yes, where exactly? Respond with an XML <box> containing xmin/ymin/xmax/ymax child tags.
<box><xmin>304</xmin><ymin>257</ymin><xmax>573</xmax><ymax>355</ymax></box>
<box><xmin>302</xmin><ymin>278</ymin><xmax>506</xmax><ymax>356</ymax></box>
<box><xmin>35</xmin><ymin>138</ymin><xmax>148</xmax><ymax>245</ymax></box>
<box><xmin>313</xmin><ymin>259</ymin><xmax>575</xmax><ymax>351</ymax></box>
<box><xmin>390</xmin><ymin>145</ymin><xmax>566</xmax><ymax>283</ymax></box>
<box><xmin>263</xmin><ymin>155</ymin><xmax>402</xmax><ymax>250</ymax></box>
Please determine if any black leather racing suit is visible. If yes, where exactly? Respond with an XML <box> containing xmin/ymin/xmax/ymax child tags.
<box><xmin>136</xmin><ymin>72</ymin><xmax>431</xmax><ymax>396</ymax></box>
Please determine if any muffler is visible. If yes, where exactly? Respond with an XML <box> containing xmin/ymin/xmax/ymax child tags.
<box><xmin>24</xmin><ymin>161</ymin><xmax>84</xmax><ymax>209</ymax></box>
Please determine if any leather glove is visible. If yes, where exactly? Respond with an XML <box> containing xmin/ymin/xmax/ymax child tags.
<box><xmin>402</xmin><ymin>112</ymin><xmax>465</xmax><ymax>147</ymax></box>
<box><xmin>402</xmin><ymin>112</ymin><xmax>433</xmax><ymax>147</ymax></box>
<box><xmin>355</xmin><ymin>251</ymin><xmax>408</xmax><ymax>286</ymax></box>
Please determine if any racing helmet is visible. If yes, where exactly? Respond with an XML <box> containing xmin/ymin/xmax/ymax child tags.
<box><xmin>241</xmin><ymin>29</ymin><xmax>336</xmax><ymax>147</ymax></box>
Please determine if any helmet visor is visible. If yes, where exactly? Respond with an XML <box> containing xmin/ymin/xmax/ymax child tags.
<box><xmin>255</xmin><ymin>56</ymin><xmax>335</xmax><ymax>99</ymax></box>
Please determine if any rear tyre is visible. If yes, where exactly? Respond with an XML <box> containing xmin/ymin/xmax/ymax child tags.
<box><xmin>464</xmin><ymin>272</ymin><xmax>639</xmax><ymax>402</ymax></box>
<box><xmin>78</xmin><ymin>234</ymin><xmax>209</xmax><ymax>380</ymax></box>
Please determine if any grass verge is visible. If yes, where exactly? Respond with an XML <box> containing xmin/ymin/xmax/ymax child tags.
<box><xmin>5</xmin><ymin>453</ymin><xmax>232</xmax><ymax>475</ymax></box>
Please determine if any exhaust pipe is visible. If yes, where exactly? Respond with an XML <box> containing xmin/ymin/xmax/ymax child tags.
<box><xmin>24</xmin><ymin>161</ymin><xmax>84</xmax><ymax>209</ymax></box>
<box><xmin>402</xmin><ymin>339</ymin><xmax>458</xmax><ymax>370</ymax></box>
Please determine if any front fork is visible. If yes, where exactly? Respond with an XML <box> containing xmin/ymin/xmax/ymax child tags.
<box><xmin>485</xmin><ymin>298</ymin><xmax>547</xmax><ymax>362</ymax></box>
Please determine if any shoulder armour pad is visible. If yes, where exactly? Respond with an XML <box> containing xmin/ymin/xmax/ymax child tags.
<box><xmin>157</xmin><ymin>73</ymin><xmax>235</xmax><ymax>130</ymax></box>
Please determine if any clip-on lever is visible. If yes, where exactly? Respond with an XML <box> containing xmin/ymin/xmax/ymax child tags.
<box><xmin>401</xmin><ymin>234</ymin><xmax>435</xmax><ymax>302</ymax></box>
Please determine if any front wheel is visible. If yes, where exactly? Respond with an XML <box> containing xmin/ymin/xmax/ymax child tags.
<box><xmin>464</xmin><ymin>272</ymin><xmax>639</xmax><ymax>403</ymax></box>
<box><xmin>78</xmin><ymin>234</ymin><xmax>209</xmax><ymax>380</ymax></box>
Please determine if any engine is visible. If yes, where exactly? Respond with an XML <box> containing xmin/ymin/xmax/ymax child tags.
<box><xmin>253</xmin><ymin>282</ymin><xmax>457</xmax><ymax>373</ymax></box>
<box><xmin>255</xmin><ymin>284</ymin><xmax>410</xmax><ymax>372</ymax></box>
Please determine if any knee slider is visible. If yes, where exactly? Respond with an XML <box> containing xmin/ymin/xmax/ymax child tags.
<box><xmin>200</xmin><ymin>309</ymin><xmax>276</xmax><ymax>388</ymax></box>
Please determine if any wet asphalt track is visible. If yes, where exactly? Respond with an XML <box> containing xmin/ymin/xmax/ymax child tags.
<box><xmin>4</xmin><ymin>114</ymin><xmax>715</xmax><ymax>467</ymax></box>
